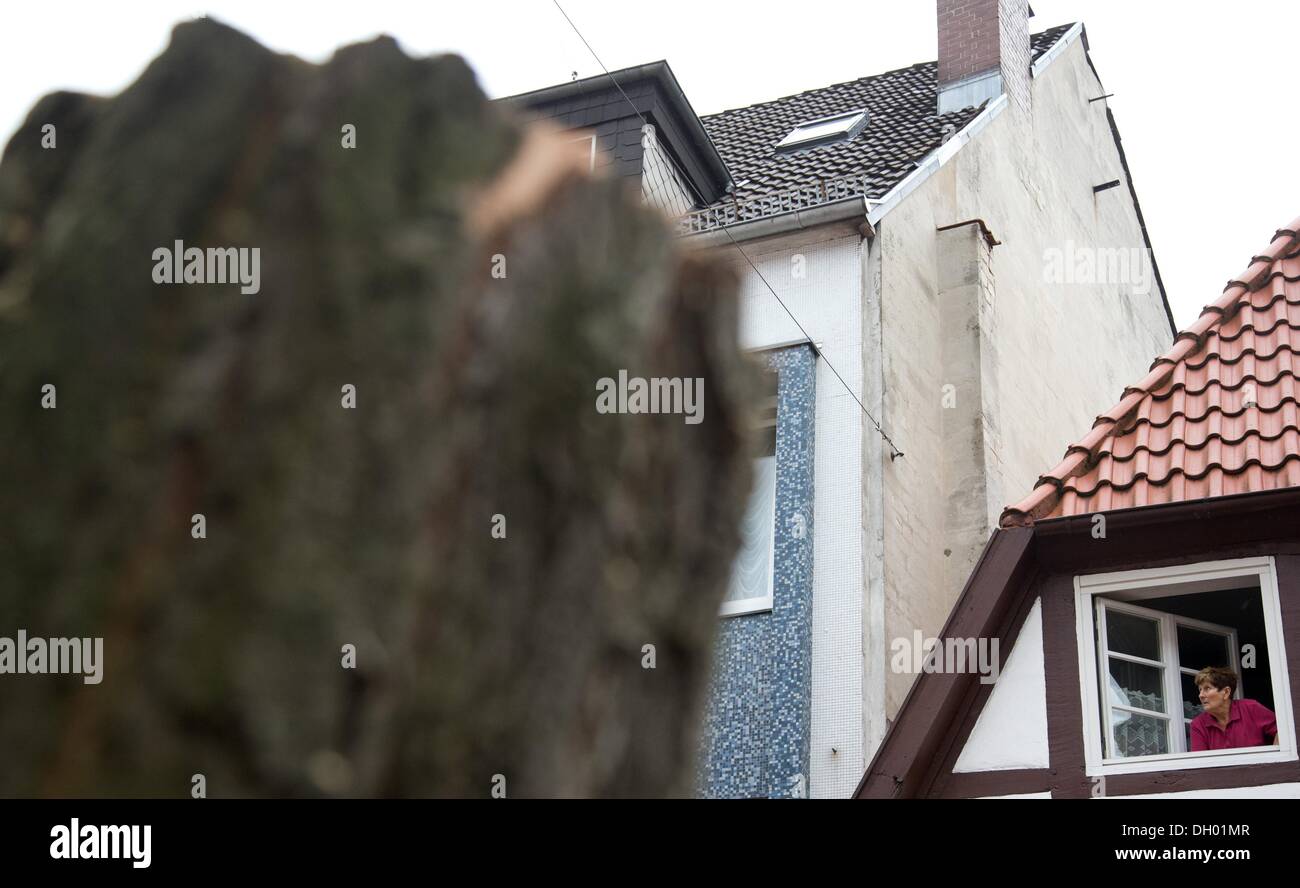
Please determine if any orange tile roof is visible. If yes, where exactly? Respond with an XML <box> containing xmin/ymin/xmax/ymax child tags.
<box><xmin>1001</xmin><ymin>218</ymin><xmax>1300</xmax><ymax>526</ymax></box>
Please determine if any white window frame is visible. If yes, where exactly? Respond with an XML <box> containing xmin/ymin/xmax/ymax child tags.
<box><xmin>719</xmin><ymin>453</ymin><xmax>775</xmax><ymax>617</ymax></box>
<box><xmin>719</xmin><ymin>391</ymin><xmax>778</xmax><ymax>618</ymax></box>
<box><xmin>1096</xmin><ymin>597</ymin><xmax>1238</xmax><ymax>756</ymax></box>
<box><xmin>567</xmin><ymin>132</ymin><xmax>597</xmax><ymax>172</ymax></box>
<box><xmin>774</xmin><ymin>109</ymin><xmax>868</xmax><ymax>151</ymax></box>
<box><xmin>1075</xmin><ymin>556</ymin><xmax>1297</xmax><ymax>777</ymax></box>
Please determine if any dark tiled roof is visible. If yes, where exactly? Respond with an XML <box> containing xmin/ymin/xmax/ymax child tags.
<box><xmin>698</xmin><ymin>24</ymin><xmax>1074</xmax><ymax>207</ymax></box>
<box><xmin>1001</xmin><ymin>218</ymin><xmax>1300</xmax><ymax>525</ymax></box>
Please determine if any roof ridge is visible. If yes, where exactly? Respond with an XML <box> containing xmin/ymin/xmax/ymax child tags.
<box><xmin>701</xmin><ymin>61</ymin><xmax>935</xmax><ymax>122</ymax></box>
<box><xmin>1000</xmin><ymin>217</ymin><xmax>1300</xmax><ymax>526</ymax></box>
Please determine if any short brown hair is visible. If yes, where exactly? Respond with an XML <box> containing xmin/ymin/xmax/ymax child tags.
<box><xmin>1194</xmin><ymin>666</ymin><xmax>1238</xmax><ymax>696</ymax></box>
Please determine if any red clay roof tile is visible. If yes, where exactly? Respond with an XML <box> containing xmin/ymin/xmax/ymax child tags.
<box><xmin>1001</xmin><ymin>218</ymin><xmax>1300</xmax><ymax>526</ymax></box>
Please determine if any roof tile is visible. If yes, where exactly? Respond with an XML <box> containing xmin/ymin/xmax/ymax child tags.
<box><xmin>696</xmin><ymin>25</ymin><xmax>1073</xmax><ymax>209</ymax></box>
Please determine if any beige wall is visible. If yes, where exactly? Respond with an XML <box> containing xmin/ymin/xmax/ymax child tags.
<box><xmin>877</xmin><ymin>34</ymin><xmax>1173</xmax><ymax>727</ymax></box>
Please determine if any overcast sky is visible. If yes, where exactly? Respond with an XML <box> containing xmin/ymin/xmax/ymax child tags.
<box><xmin>4</xmin><ymin>1</ymin><xmax>1298</xmax><ymax>328</ymax></box>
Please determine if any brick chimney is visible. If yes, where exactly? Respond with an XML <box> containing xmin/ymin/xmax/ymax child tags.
<box><xmin>936</xmin><ymin>0</ymin><xmax>1031</xmax><ymax>115</ymax></box>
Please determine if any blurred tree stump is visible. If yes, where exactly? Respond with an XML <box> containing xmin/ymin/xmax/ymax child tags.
<box><xmin>0</xmin><ymin>17</ymin><xmax>755</xmax><ymax>797</ymax></box>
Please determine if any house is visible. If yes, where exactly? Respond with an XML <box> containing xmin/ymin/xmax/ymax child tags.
<box><xmin>857</xmin><ymin>219</ymin><xmax>1300</xmax><ymax>799</ymax></box>
<box><xmin>505</xmin><ymin>0</ymin><xmax>1177</xmax><ymax>798</ymax></box>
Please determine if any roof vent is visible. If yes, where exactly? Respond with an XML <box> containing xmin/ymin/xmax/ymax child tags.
<box><xmin>774</xmin><ymin>109</ymin><xmax>868</xmax><ymax>152</ymax></box>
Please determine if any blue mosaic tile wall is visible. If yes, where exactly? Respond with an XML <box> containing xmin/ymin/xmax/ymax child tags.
<box><xmin>697</xmin><ymin>344</ymin><xmax>815</xmax><ymax>798</ymax></box>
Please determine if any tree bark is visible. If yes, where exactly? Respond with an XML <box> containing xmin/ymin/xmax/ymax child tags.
<box><xmin>0</xmin><ymin>17</ymin><xmax>755</xmax><ymax>798</ymax></box>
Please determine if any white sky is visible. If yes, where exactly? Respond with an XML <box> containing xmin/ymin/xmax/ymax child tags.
<box><xmin>4</xmin><ymin>1</ymin><xmax>1298</xmax><ymax>328</ymax></box>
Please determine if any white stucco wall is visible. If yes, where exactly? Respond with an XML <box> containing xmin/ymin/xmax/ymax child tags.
<box><xmin>725</xmin><ymin>223</ymin><xmax>868</xmax><ymax>799</ymax></box>
<box><xmin>876</xmin><ymin>31</ymin><xmax>1173</xmax><ymax>737</ymax></box>
<box><xmin>696</xmin><ymin>27</ymin><xmax>1175</xmax><ymax>797</ymax></box>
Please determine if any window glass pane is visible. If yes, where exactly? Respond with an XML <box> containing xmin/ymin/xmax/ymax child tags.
<box><xmin>724</xmin><ymin>455</ymin><xmax>776</xmax><ymax>604</ymax></box>
<box><xmin>1180</xmin><ymin>672</ymin><xmax>1203</xmax><ymax>721</ymax></box>
<box><xmin>1177</xmin><ymin>625</ymin><xmax>1230</xmax><ymax>673</ymax></box>
<box><xmin>1105</xmin><ymin>609</ymin><xmax>1160</xmax><ymax>660</ymax></box>
<box><xmin>1111</xmin><ymin>709</ymin><xmax>1169</xmax><ymax>758</ymax></box>
<box><xmin>750</xmin><ymin>370</ymin><xmax>778</xmax><ymax>459</ymax></box>
<box><xmin>1109</xmin><ymin>657</ymin><xmax>1165</xmax><ymax>713</ymax></box>
<box><xmin>777</xmin><ymin>112</ymin><xmax>864</xmax><ymax>147</ymax></box>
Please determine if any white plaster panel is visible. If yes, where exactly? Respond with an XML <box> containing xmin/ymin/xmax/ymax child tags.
<box><xmin>954</xmin><ymin>597</ymin><xmax>1049</xmax><ymax>772</ymax></box>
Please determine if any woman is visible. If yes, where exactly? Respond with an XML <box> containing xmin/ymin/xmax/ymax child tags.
<box><xmin>1189</xmin><ymin>666</ymin><xmax>1279</xmax><ymax>751</ymax></box>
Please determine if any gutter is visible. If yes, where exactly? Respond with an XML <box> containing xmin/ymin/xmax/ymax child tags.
<box><xmin>1026</xmin><ymin>484</ymin><xmax>1300</xmax><ymax>539</ymax></box>
<box><xmin>866</xmin><ymin>92</ymin><xmax>1009</xmax><ymax>228</ymax></box>
<box><xmin>684</xmin><ymin>195</ymin><xmax>874</xmax><ymax>249</ymax></box>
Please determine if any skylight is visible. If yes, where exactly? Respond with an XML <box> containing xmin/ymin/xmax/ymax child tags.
<box><xmin>775</xmin><ymin>110</ymin><xmax>868</xmax><ymax>152</ymax></box>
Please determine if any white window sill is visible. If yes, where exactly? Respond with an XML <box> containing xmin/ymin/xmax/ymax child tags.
<box><xmin>1088</xmin><ymin>745</ymin><xmax>1296</xmax><ymax>777</ymax></box>
<box><xmin>719</xmin><ymin>596</ymin><xmax>773</xmax><ymax>618</ymax></box>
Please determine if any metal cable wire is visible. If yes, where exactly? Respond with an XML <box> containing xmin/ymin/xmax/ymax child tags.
<box><xmin>547</xmin><ymin>0</ymin><xmax>903</xmax><ymax>459</ymax></box>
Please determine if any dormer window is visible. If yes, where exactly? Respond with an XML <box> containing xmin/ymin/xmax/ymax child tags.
<box><xmin>774</xmin><ymin>110</ymin><xmax>868</xmax><ymax>152</ymax></box>
<box><xmin>1075</xmin><ymin>557</ymin><xmax>1296</xmax><ymax>778</ymax></box>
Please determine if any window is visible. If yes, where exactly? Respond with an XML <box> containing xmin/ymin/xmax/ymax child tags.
<box><xmin>1076</xmin><ymin>557</ymin><xmax>1296</xmax><ymax>776</ymax></box>
<box><xmin>567</xmin><ymin>132</ymin><xmax>597</xmax><ymax>172</ymax></box>
<box><xmin>720</xmin><ymin>376</ymin><xmax>778</xmax><ymax>617</ymax></box>
<box><xmin>1099</xmin><ymin>599</ymin><xmax>1238</xmax><ymax>757</ymax></box>
<box><xmin>774</xmin><ymin>110</ymin><xmax>868</xmax><ymax>152</ymax></box>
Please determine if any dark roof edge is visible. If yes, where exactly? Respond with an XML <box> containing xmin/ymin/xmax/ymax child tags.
<box><xmin>500</xmin><ymin>60</ymin><xmax>733</xmax><ymax>195</ymax></box>
<box><xmin>1027</xmin><ymin>483</ymin><xmax>1300</xmax><ymax>537</ymax></box>
<box><xmin>1073</xmin><ymin>23</ymin><xmax>1177</xmax><ymax>338</ymax></box>
<box><xmin>1106</xmin><ymin>105</ymin><xmax>1177</xmax><ymax>338</ymax></box>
